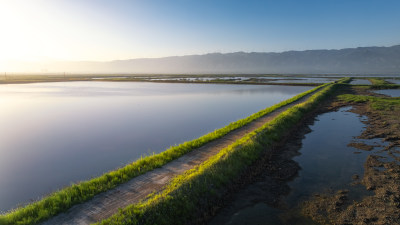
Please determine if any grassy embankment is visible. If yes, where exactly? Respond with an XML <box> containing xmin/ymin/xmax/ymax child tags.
<box><xmin>346</xmin><ymin>78</ymin><xmax>400</xmax><ymax>111</ymax></box>
<box><xmin>366</xmin><ymin>78</ymin><xmax>400</xmax><ymax>89</ymax></box>
<box><xmin>95</xmin><ymin>78</ymin><xmax>350</xmax><ymax>225</ymax></box>
<box><xmin>0</xmin><ymin>82</ymin><xmax>328</xmax><ymax>225</ymax></box>
<box><xmin>338</xmin><ymin>93</ymin><xmax>400</xmax><ymax>113</ymax></box>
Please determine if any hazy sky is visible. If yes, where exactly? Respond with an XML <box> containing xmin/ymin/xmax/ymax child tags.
<box><xmin>1</xmin><ymin>0</ymin><xmax>399</xmax><ymax>63</ymax></box>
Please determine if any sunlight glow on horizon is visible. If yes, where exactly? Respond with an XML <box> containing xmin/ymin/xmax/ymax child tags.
<box><xmin>0</xmin><ymin>1</ymin><xmax>137</xmax><ymax>63</ymax></box>
<box><xmin>0</xmin><ymin>0</ymin><xmax>399</xmax><ymax>72</ymax></box>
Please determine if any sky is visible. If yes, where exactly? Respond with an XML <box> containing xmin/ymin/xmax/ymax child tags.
<box><xmin>0</xmin><ymin>0</ymin><xmax>399</xmax><ymax>66</ymax></box>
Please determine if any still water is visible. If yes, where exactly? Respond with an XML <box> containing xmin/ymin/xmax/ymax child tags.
<box><xmin>149</xmin><ymin>77</ymin><xmax>337</xmax><ymax>84</ymax></box>
<box><xmin>385</xmin><ymin>79</ymin><xmax>400</xmax><ymax>85</ymax></box>
<box><xmin>209</xmin><ymin>107</ymin><xmax>372</xmax><ymax>225</ymax></box>
<box><xmin>373</xmin><ymin>89</ymin><xmax>400</xmax><ymax>97</ymax></box>
<box><xmin>0</xmin><ymin>81</ymin><xmax>311</xmax><ymax>212</ymax></box>
<box><xmin>268</xmin><ymin>77</ymin><xmax>338</xmax><ymax>84</ymax></box>
<box><xmin>350</xmin><ymin>79</ymin><xmax>371</xmax><ymax>85</ymax></box>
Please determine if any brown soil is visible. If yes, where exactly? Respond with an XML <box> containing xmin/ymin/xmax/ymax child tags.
<box><xmin>347</xmin><ymin>142</ymin><xmax>374</xmax><ymax>151</ymax></box>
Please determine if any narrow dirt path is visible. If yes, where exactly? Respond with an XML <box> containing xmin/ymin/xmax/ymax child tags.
<box><xmin>40</xmin><ymin>92</ymin><xmax>314</xmax><ymax>225</ymax></box>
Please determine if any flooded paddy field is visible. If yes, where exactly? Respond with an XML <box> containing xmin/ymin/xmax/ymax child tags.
<box><xmin>146</xmin><ymin>76</ymin><xmax>339</xmax><ymax>84</ymax></box>
<box><xmin>0</xmin><ymin>81</ymin><xmax>311</xmax><ymax>212</ymax></box>
<box><xmin>267</xmin><ymin>77</ymin><xmax>338</xmax><ymax>84</ymax></box>
<box><xmin>350</xmin><ymin>79</ymin><xmax>372</xmax><ymax>85</ymax></box>
<box><xmin>373</xmin><ymin>89</ymin><xmax>400</xmax><ymax>97</ymax></box>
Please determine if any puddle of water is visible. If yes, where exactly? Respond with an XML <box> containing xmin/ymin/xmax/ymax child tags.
<box><xmin>208</xmin><ymin>106</ymin><xmax>372</xmax><ymax>225</ymax></box>
<box><xmin>285</xmin><ymin>106</ymin><xmax>371</xmax><ymax>205</ymax></box>
<box><xmin>350</xmin><ymin>79</ymin><xmax>371</xmax><ymax>85</ymax></box>
<box><xmin>373</xmin><ymin>89</ymin><xmax>400</xmax><ymax>97</ymax></box>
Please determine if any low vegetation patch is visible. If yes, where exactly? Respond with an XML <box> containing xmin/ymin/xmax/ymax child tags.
<box><xmin>96</xmin><ymin>79</ymin><xmax>350</xmax><ymax>225</ymax></box>
<box><xmin>338</xmin><ymin>94</ymin><xmax>400</xmax><ymax>112</ymax></box>
<box><xmin>348</xmin><ymin>77</ymin><xmax>400</xmax><ymax>90</ymax></box>
<box><xmin>367</xmin><ymin>78</ymin><xmax>400</xmax><ymax>89</ymax></box>
<box><xmin>0</xmin><ymin>82</ymin><xmax>329</xmax><ymax>225</ymax></box>
<box><xmin>368</xmin><ymin>78</ymin><xmax>389</xmax><ymax>85</ymax></box>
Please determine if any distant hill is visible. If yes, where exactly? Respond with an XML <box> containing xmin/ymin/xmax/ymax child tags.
<box><xmin>10</xmin><ymin>45</ymin><xmax>400</xmax><ymax>74</ymax></box>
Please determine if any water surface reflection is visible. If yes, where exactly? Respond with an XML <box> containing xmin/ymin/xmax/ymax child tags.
<box><xmin>0</xmin><ymin>82</ymin><xmax>311</xmax><ymax>212</ymax></box>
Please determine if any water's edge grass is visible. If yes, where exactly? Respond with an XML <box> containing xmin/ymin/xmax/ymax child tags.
<box><xmin>338</xmin><ymin>93</ymin><xmax>400</xmax><ymax>111</ymax></box>
<box><xmin>0</xmin><ymin>82</ymin><xmax>327</xmax><ymax>225</ymax></box>
<box><xmin>95</xmin><ymin>78</ymin><xmax>350</xmax><ymax>225</ymax></box>
<box><xmin>365</xmin><ymin>78</ymin><xmax>400</xmax><ymax>89</ymax></box>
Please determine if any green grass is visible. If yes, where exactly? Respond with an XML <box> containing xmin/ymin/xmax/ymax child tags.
<box><xmin>338</xmin><ymin>94</ymin><xmax>400</xmax><ymax>111</ymax></box>
<box><xmin>0</xmin><ymin>82</ymin><xmax>331</xmax><ymax>225</ymax></box>
<box><xmin>348</xmin><ymin>77</ymin><xmax>400</xmax><ymax>90</ymax></box>
<box><xmin>95</xmin><ymin>79</ymin><xmax>349</xmax><ymax>225</ymax></box>
<box><xmin>368</xmin><ymin>78</ymin><xmax>389</xmax><ymax>85</ymax></box>
<box><xmin>367</xmin><ymin>78</ymin><xmax>400</xmax><ymax>89</ymax></box>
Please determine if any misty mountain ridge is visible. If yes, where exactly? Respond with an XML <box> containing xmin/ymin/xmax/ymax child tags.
<box><xmin>10</xmin><ymin>45</ymin><xmax>400</xmax><ymax>74</ymax></box>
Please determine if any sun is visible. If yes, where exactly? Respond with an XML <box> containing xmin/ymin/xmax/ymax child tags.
<box><xmin>0</xmin><ymin>1</ymin><xmax>75</xmax><ymax>71</ymax></box>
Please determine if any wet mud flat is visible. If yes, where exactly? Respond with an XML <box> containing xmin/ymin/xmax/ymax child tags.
<box><xmin>302</xmin><ymin>87</ymin><xmax>400</xmax><ymax>225</ymax></box>
<box><xmin>206</xmin><ymin>86</ymin><xmax>400</xmax><ymax>225</ymax></box>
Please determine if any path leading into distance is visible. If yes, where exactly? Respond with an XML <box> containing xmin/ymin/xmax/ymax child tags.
<box><xmin>40</xmin><ymin>90</ymin><xmax>316</xmax><ymax>225</ymax></box>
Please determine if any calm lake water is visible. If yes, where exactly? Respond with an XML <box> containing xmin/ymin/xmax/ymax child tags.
<box><xmin>209</xmin><ymin>107</ymin><xmax>373</xmax><ymax>225</ymax></box>
<box><xmin>0</xmin><ymin>81</ymin><xmax>311</xmax><ymax>212</ymax></box>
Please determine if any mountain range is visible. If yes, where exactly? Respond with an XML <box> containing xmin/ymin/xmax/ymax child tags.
<box><xmin>9</xmin><ymin>45</ymin><xmax>400</xmax><ymax>74</ymax></box>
